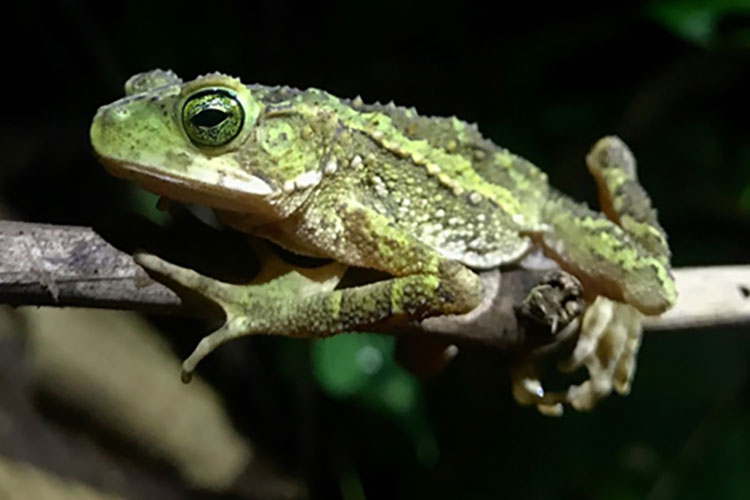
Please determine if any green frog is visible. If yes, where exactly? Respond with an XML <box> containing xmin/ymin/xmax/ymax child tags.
<box><xmin>90</xmin><ymin>69</ymin><xmax>676</xmax><ymax>413</ymax></box>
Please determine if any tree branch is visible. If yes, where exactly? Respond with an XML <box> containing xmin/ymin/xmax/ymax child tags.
<box><xmin>643</xmin><ymin>265</ymin><xmax>750</xmax><ymax>331</ymax></box>
<box><xmin>2</xmin><ymin>220</ymin><xmax>749</xmax><ymax>346</ymax></box>
<box><xmin>0</xmin><ymin>220</ymin><xmax>182</xmax><ymax>313</ymax></box>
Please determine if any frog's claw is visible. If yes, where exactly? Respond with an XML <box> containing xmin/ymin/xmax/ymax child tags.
<box><xmin>180</xmin><ymin>312</ymin><xmax>250</xmax><ymax>383</ymax></box>
<box><xmin>510</xmin><ymin>364</ymin><xmax>566</xmax><ymax>417</ymax></box>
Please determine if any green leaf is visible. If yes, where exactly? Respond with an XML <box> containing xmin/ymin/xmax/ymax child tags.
<box><xmin>646</xmin><ymin>0</ymin><xmax>750</xmax><ymax>45</ymax></box>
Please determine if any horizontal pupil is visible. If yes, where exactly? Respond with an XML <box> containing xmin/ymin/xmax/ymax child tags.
<box><xmin>192</xmin><ymin>108</ymin><xmax>228</xmax><ymax>127</ymax></box>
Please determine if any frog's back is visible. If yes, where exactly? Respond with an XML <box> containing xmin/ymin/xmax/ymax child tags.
<box><xmin>245</xmin><ymin>85</ymin><xmax>551</xmax><ymax>268</ymax></box>
<box><xmin>328</xmin><ymin>97</ymin><xmax>551</xmax><ymax>268</ymax></box>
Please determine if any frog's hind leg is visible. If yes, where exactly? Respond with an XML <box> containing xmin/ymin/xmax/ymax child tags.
<box><xmin>514</xmin><ymin>137</ymin><xmax>677</xmax><ymax>414</ymax></box>
<box><xmin>136</xmin><ymin>251</ymin><xmax>482</xmax><ymax>382</ymax></box>
<box><xmin>534</xmin><ymin>136</ymin><xmax>676</xmax><ymax>315</ymax></box>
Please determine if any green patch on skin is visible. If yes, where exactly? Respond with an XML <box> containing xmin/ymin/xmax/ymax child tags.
<box><xmin>389</xmin><ymin>279</ymin><xmax>405</xmax><ymax>315</ymax></box>
<box><xmin>328</xmin><ymin>291</ymin><xmax>342</xmax><ymax>321</ymax></box>
<box><xmin>541</xmin><ymin>191</ymin><xmax>676</xmax><ymax>314</ymax></box>
<box><xmin>165</xmin><ymin>150</ymin><xmax>193</xmax><ymax>171</ymax></box>
<box><xmin>258</xmin><ymin>120</ymin><xmax>296</xmax><ymax>157</ymax></box>
<box><xmin>286</xmin><ymin>95</ymin><xmax>531</xmax><ymax>221</ymax></box>
<box><xmin>494</xmin><ymin>150</ymin><xmax>514</xmax><ymax>167</ymax></box>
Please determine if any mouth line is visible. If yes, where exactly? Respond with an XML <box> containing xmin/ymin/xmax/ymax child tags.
<box><xmin>98</xmin><ymin>155</ymin><xmax>276</xmax><ymax>197</ymax></box>
<box><xmin>101</xmin><ymin>156</ymin><xmax>195</xmax><ymax>187</ymax></box>
<box><xmin>96</xmin><ymin>155</ymin><xmax>278</xmax><ymax>213</ymax></box>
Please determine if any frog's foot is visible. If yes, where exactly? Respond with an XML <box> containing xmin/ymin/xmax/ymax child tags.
<box><xmin>134</xmin><ymin>252</ymin><xmax>347</xmax><ymax>382</ymax></box>
<box><xmin>562</xmin><ymin>297</ymin><xmax>642</xmax><ymax>387</ymax></box>
<box><xmin>511</xmin><ymin>296</ymin><xmax>643</xmax><ymax>415</ymax></box>
<box><xmin>556</xmin><ymin>296</ymin><xmax>642</xmax><ymax>410</ymax></box>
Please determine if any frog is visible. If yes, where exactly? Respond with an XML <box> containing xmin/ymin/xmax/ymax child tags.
<box><xmin>90</xmin><ymin>69</ymin><xmax>677</xmax><ymax>413</ymax></box>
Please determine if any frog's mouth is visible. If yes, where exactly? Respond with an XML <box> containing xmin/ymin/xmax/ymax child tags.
<box><xmin>97</xmin><ymin>155</ymin><xmax>281</xmax><ymax>217</ymax></box>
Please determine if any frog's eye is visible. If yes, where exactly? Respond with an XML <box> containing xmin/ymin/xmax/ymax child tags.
<box><xmin>182</xmin><ymin>89</ymin><xmax>244</xmax><ymax>147</ymax></box>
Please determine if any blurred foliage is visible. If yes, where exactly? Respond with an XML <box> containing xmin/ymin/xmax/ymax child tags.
<box><xmin>311</xmin><ymin>334</ymin><xmax>438</xmax><ymax>465</ymax></box>
<box><xmin>128</xmin><ymin>188</ymin><xmax>170</xmax><ymax>225</ymax></box>
<box><xmin>647</xmin><ymin>0</ymin><xmax>750</xmax><ymax>46</ymax></box>
<box><xmin>1</xmin><ymin>0</ymin><xmax>749</xmax><ymax>499</ymax></box>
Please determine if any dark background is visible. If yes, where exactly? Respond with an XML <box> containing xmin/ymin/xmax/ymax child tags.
<box><xmin>2</xmin><ymin>1</ymin><xmax>750</xmax><ymax>499</ymax></box>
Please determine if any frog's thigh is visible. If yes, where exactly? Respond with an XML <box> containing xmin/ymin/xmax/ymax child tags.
<box><xmin>535</xmin><ymin>137</ymin><xmax>676</xmax><ymax>315</ymax></box>
<box><xmin>293</xmin><ymin>201</ymin><xmax>486</xmax><ymax>315</ymax></box>
<box><xmin>538</xmin><ymin>193</ymin><xmax>672</xmax><ymax>315</ymax></box>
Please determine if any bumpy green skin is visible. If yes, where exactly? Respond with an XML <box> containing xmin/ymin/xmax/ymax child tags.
<box><xmin>537</xmin><ymin>138</ymin><xmax>677</xmax><ymax>314</ymax></box>
<box><xmin>90</xmin><ymin>70</ymin><xmax>676</xmax><ymax>379</ymax></box>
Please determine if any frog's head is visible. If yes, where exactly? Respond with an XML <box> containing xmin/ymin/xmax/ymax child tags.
<box><xmin>91</xmin><ymin>70</ymin><xmax>318</xmax><ymax>217</ymax></box>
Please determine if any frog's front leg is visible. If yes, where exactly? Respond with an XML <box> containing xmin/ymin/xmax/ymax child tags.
<box><xmin>136</xmin><ymin>252</ymin><xmax>349</xmax><ymax>381</ymax></box>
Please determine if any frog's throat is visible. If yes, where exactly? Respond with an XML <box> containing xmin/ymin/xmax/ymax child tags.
<box><xmin>97</xmin><ymin>156</ymin><xmax>280</xmax><ymax>216</ymax></box>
